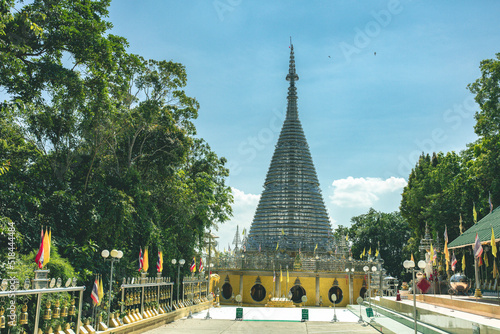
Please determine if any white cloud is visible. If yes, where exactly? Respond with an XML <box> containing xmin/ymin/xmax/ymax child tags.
<box><xmin>330</xmin><ymin>176</ymin><xmax>407</xmax><ymax>208</ymax></box>
<box><xmin>231</xmin><ymin>187</ymin><xmax>260</xmax><ymax>206</ymax></box>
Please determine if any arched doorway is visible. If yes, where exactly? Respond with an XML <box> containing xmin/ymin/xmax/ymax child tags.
<box><xmin>359</xmin><ymin>287</ymin><xmax>367</xmax><ymax>299</ymax></box>
<box><xmin>290</xmin><ymin>285</ymin><xmax>306</xmax><ymax>303</ymax></box>
<box><xmin>328</xmin><ymin>286</ymin><xmax>343</xmax><ymax>304</ymax></box>
<box><xmin>250</xmin><ymin>284</ymin><xmax>266</xmax><ymax>302</ymax></box>
<box><xmin>221</xmin><ymin>283</ymin><xmax>232</xmax><ymax>300</ymax></box>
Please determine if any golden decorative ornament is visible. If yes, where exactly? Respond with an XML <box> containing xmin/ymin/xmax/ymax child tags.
<box><xmin>53</xmin><ymin>300</ymin><xmax>61</xmax><ymax>319</ymax></box>
<box><xmin>20</xmin><ymin>304</ymin><xmax>28</xmax><ymax>325</ymax></box>
<box><xmin>43</xmin><ymin>301</ymin><xmax>52</xmax><ymax>320</ymax></box>
<box><xmin>68</xmin><ymin>299</ymin><xmax>76</xmax><ymax>316</ymax></box>
<box><xmin>0</xmin><ymin>307</ymin><xmax>5</xmax><ymax>328</ymax></box>
<box><xmin>61</xmin><ymin>302</ymin><xmax>68</xmax><ymax>317</ymax></box>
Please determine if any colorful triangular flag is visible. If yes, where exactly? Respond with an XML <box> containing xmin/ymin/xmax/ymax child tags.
<box><xmin>492</xmin><ymin>227</ymin><xmax>497</xmax><ymax>258</ymax></box>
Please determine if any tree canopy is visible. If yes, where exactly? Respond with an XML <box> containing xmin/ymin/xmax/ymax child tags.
<box><xmin>0</xmin><ymin>0</ymin><xmax>232</xmax><ymax>284</ymax></box>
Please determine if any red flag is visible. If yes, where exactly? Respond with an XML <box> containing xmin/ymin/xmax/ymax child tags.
<box><xmin>35</xmin><ymin>228</ymin><xmax>45</xmax><ymax>269</ymax></box>
<box><xmin>138</xmin><ymin>248</ymin><xmax>144</xmax><ymax>272</ymax></box>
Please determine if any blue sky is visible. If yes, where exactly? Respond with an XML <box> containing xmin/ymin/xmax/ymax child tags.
<box><xmin>107</xmin><ymin>0</ymin><xmax>500</xmax><ymax>250</ymax></box>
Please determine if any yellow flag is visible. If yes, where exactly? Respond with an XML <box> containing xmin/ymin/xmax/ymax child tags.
<box><xmin>375</xmin><ymin>249</ymin><xmax>379</xmax><ymax>257</ymax></box>
<box><xmin>459</xmin><ymin>214</ymin><xmax>464</xmax><ymax>235</ymax></box>
<box><xmin>281</xmin><ymin>228</ymin><xmax>285</xmax><ymax>236</ymax></box>
<box><xmin>345</xmin><ymin>235</ymin><xmax>348</xmax><ymax>241</ymax></box>
<box><xmin>411</xmin><ymin>253</ymin><xmax>414</xmax><ymax>262</ymax></box>
<box><xmin>48</xmin><ymin>228</ymin><xmax>51</xmax><ymax>262</ymax></box>
<box><xmin>473</xmin><ymin>203</ymin><xmax>477</xmax><ymax>223</ymax></box>
<box><xmin>159</xmin><ymin>251</ymin><xmax>164</xmax><ymax>272</ymax></box>
<box><xmin>492</xmin><ymin>227</ymin><xmax>497</xmax><ymax>258</ymax></box>
<box><xmin>360</xmin><ymin>248</ymin><xmax>365</xmax><ymax>259</ymax></box>
<box><xmin>430</xmin><ymin>244</ymin><xmax>435</xmax><ymax>265</ymax></box>
<box><xmin>280</xmin><ymin>268</ymin><xmax>283</xmax><ymax>282</ymax></box>
<box><xmin>98</xmin><ymin>276</ymin><xmax>104</xmax><ymax>306</ymax></box>
<box><xmin>43</xmin><ymin>228</ymin><xmax>50</xmax><ymax>267</ymax></box>
<box><xmin>276</xmin><ymin>242</ymin><xmax>279</xmax><ymax>251</ymax></box>
<box><xmin>143</xmin><ymin>247</ymin><xmax>149</xmax><ymax>272</ymax></box>
<box><xmin>314</xmin><ymin>244</ymin><xmax>318</xmax><ymax>252</ymax></box>
<box><xmin>368</xmin><ymin>247</ymin><xmax>372</xmax><ymax>255</ymax></box>
<box><xmin>287</xmin><ymin>268</ymin><xmax>289</xmax><ymax>283</ymax></box>
<box><xmin>484</xmin><ymin>252</ymin><xmax>489</xmax><ymax>267</ymax></box>
<box><xmin>444</xmin><ymin>226</ymin><xmax>449</xmax><ymax>264</ymax></box>
<box><xmin>462</xmin><ymin>253</ymin><xmax>466</xmax><ymax>270</ymax></box>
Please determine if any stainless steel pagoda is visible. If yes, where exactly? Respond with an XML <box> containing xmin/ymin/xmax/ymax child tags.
<box><xmin>247</xmin><ymin>44</ymin><xmax>333</xmax><ymax>253</ymax></box>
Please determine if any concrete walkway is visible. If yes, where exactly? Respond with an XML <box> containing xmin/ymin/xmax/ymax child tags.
<box><xmin>142</xmin><ymin>307</ymin><xmax>381</xmax><ymax>334</ymax></box>
<box><xmin>144</xmin><ymin>319</ymin><xmax>380</xmax><ymax>334</ymax></box>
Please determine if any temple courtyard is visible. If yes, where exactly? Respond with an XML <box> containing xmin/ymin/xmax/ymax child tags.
<box><xmin>143</xmin><ymin>296</ymin><xmax>500</xmax><ymax>334</ymax></box>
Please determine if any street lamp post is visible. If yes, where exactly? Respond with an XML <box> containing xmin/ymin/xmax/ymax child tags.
<box><xmin>403</xmin><ymin>259</ymin><xmax>427</xmax><ymax>334</ymax></box>
<box><xmin>101</xmin><ymin>249</ymin><xmax>123</xmax><ymax>327</ymax></box>
<box><xmin>171</xmin><ymin>258</ymin><xmax>185</xmax><ymax>302</ymax></box>
<box><xmin>363</xmin><ymin>265</ymin><xmax>377</xmax><ymax>311</ymax></box>
<box><xmin>345</xmin><ymin>266</ymin><xmax>355</xmax><ymax>304</ymax></box>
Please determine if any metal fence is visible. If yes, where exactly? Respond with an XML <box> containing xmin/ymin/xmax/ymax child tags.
<box><xmin>215</xmin><ymin>251</ymin><xmax>384</xmax><ymax>274</ymax></box>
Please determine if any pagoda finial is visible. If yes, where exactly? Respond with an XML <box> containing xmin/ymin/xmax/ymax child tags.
<box><xmin>286</xmin><ymin>38</ymin><xmax>299</xmax><ymax>119</ymax></box>
<box><xmin>232</xmin><ymin>225</ymin><xmax>241</xmax><ymax>250</ymax></box>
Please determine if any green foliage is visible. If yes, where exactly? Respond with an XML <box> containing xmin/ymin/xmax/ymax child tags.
<box><xmin>347</xmin><ymin>208</ymin><xmax>411</xmax><ymax>278</ymax></box>
<box><xmin>0</xmin><ymin>0</ymin><xmax>232</xmax><ymax>285</ymax></box>
<box><xmin>468</xmin><ymin>53</ymin><xmax>500</xmax><ymax>138</ymax></box>
<box><xmin>398</xmin><ymin>52</ymin><xmax>500</xmax><ymax>279</ymax></box>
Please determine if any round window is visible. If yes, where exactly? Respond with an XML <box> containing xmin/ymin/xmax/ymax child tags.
<box><xmin>359</xmin><ymin>287</ymin><xmax>367</xmax><ymax>299</ymax></box>
<box><xmin>289</xmin><ymin>285</ymin><xmax>306</xmax><ymax>303</ymax></box>
<box><xmin>328</xmin><ymin>286</ymin><xmax>343</xmax><ymax>304</ymax></box>
<box><xmin>221</xmin><ymin>283</ymin><xmax>232</xmax><ymax>300</ymax></box>
<box><xmin>250</xmin><ymin>284</ymin><xmax>266</xmax><ymax>302</ymax></box>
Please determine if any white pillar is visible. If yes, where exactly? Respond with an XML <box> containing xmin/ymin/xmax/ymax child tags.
<box><xmin>315</xmin><ymin>276</ymin><xmax>320</xmax><ymax>306</ymax></box>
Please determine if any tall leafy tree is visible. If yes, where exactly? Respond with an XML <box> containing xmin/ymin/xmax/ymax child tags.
<box><xmin>349</xmin><ymin>208</ymin><xmax>411</xmax><ymax>277</ymax></box>
<box><xmin>0</xmin><ymin>0</ymin><xmax>233</xmax><ymax>284</ymax></box>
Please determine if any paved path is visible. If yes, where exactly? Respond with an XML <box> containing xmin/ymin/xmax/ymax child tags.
<box><xmin>144</xmin><ymin>319</ymin><xmax>380</xmax><ymax>334</ymax></box>
<box><xmin>143</xmin><ymin>307</ymin><xmax>381</xmax><ymax>334</ymax></box>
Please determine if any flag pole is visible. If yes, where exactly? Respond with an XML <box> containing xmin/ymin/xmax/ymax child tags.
<box><xmin>92</xmin><ymin>275</ymin><xmax>97</xmax><ymax>329</ymax></box>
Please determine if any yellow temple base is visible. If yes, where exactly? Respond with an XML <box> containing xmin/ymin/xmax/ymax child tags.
<box><xmin>265</xmin><ymin>298</ymin><xmax>295</xmax><ymax>307</ymax></box>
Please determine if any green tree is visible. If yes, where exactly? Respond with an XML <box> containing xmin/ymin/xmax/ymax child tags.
<box><xmin>349</xmin><ymin>208</ymin><xmax>411</xmax><ymax>278</ymax></box>
<box><xmin>466</xmin><ymin>53</ymin><xmax>500</xmax><ymax>216</ymax></box>
<box><xmin>0</xmin><ymin>0</ymin><xmax>233</xmax><ymax>285</ymax></box>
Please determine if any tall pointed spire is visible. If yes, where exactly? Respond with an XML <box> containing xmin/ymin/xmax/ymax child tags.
<box><xmin>247</xmin><ymin>42</ymin><xmax>333</xmax><ymax>253</ymax></box>
<box><xmin>286</xmin><ymin>39</ymin><xmax>299</xmax><ymax>120</ymax></box>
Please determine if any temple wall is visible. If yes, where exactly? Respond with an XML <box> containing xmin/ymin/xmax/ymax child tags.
<box><xmin>215</xmin><ymin>270</ymin><xmax>368</xmax><ymax>307</ymax></box>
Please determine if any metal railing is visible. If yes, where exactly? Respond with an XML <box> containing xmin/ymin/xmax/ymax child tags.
<box><xmin>0</xmin><ymin>271</ymin><xmax>84</xmax><ymax>334</ymax></box>
<box><xmin>120</xmin><ymin>275</ymin><xmax>174</xmax><ymax>318</ymax></box>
